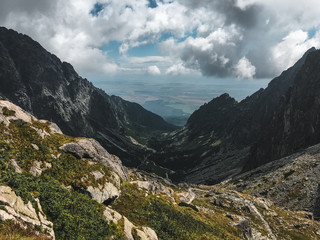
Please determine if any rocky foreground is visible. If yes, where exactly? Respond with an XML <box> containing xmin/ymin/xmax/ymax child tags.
<box><xmin>0</xmin><ymin>99</ymin><xmax>320</xmax><ymax>240</ymax></box>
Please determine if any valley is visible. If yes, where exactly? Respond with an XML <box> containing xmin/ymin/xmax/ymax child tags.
<box><xmin>1</xmin><ymin>27</ymin><xmax>320</xmax><ymax>239</ymax></box>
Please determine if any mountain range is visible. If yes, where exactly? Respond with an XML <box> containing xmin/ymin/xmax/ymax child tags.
<box><xmin>150</xmin><ymin>47</ymin><xmax>319</xmax><ymax>184</ymax></box>
<box><xmin>1</xmin><ymin>26</ymin><xmax>320</xmax><ymax>239</ymax></box>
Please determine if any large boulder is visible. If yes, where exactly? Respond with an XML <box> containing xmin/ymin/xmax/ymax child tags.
<box><xmin>87</xmin><ymin>182</ymin><xmax>120</xmax><ymax>205</ymax></box>
<box><xmin>60</xmin><ymin>138</ymin><xmax>129</xmax><ymax>180</ymax></box>
<box><xmin>0</xmin><ymin>185</ymin><xmax>55</xmax><ymax>239</ymax></box>
<box><xmin>103</xmin><ymin>207</ymin><xmax>122</xmax><ymax>224</ymax></box>
<box><xmin>130</xmin><ymin>180</ymin><xmax>173</xmax><ymax>196</ymax></box>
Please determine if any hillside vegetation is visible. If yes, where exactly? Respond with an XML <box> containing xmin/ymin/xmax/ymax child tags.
<box><xmin>0</xmin><ymin>100</ymin><xmax>320</xmax><ymax>240</ymax></box>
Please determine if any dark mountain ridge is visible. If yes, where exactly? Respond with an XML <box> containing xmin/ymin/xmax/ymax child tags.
<box><xmin>0</xmin><ymin>26</ymin><xmax>176</xmax><ymax>166</ymax></box>
<box><xmin>247</xmin><ymin>48</ymin><xmax>320</xmax><ymax>170</ymax></box>
<box><xmin>152</xmin><ymin>47</ymin><xmax>317</xmax><ymax>184</ymax></box>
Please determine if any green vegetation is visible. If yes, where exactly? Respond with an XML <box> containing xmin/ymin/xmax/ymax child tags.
<box><xmin>2</xmin><ymin>107</ymin><xmax>15</xmax><ymax>117</ymax></box>
<box><xmin>112</xmin><ymin>182</ymin><xmax>241</xmax><ymax>240</ymax></box>
<box><xmin>0</xmin><ymin>171</ymin><xmax>124</xmax><ymax>240</ymax></box>
<box><xmin>1</xmin><ymin>108</ymin><xmax>319</xmax><ymax>240</ymax></box>
<box><xmin>0</xmin><ymin>119</ymin><xmax>125</xmax><ymax>240</ymax></box>
<box><xmin>47</xmin><ymin>152</ymin><xmax>111</xmax><ymax>189</ymax></box>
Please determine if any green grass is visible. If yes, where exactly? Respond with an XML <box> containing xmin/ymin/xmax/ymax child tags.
<box><xmin>112</xmin><ymin>182</ymin><xmax>241</xmax><ymax>240</ymax></box>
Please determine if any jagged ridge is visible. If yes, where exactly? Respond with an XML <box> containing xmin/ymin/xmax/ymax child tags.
<box><xmin>0</xmin><ymin>26</ymin><xmax>176</xmax><ymax>168</ymax></box>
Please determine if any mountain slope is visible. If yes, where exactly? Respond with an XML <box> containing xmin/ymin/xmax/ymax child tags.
<box><xmin>0</xmin><ymin>27</ymin><xmax>176</xmax><ymax>167</ymax></box>
<box><xmin>151</xmin><ymin>47</ymin><xmax>316</xmax><ymax>184</ymax></box>
<box><xmin>1</xmin><ymin>99</ymin><xmax>319</xmax><ymax>240</ymax></box>
<box><xmin>221</xmin><ymin>142</ymin><xmax>320</xmax><ymax>220</ymax></box>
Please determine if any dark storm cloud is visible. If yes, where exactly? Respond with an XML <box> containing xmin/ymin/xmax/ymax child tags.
<box><xmin>0</xmin><ymin>0</ymin><xmax>318</xmax><ymax>79</ymax></box>
<box><xmin>168</xmin><ymin>0</ymin><xmax>265</xmax><ymax>78</ymax></box>
<box><xmin>181</xmin><ymin>0</ymin><xmax>262</xmax><ymax>29</ymax></box>
<box><xmin>0</xmin><ymin>0</ymin><xmax>56</xmax><ymax>21</ymax></box>
<box><xmin>180</xmin><ymin>44</ymin><xmax>236</xmax><ymax>77</ymax></box>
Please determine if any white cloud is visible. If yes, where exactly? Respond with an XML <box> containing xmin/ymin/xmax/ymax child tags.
<box><xmin>272</xmin><ymin>30</ymin><xmax>320</xmax><ymax>72</ymax></box>
<box><xmin>234</xmin><ymin>57</ymin><xmax>256</xmax><ymax>79</ymax></box>
<box><xmin>166</xmin><ymin>63</ymin><xmax>191</xmax><ymax>75</ymax></box>
<box><xmin>147</xmin><ymin>65</ymin><xmax>161</xmax><ymax>75</ymax></box>
<box><xmin>0</xmin><ymin>0</ymin><xmax>320</xmax><ymax>79</ymax></box>
<box><xmin>125</xmin><ymin>56</ymin><xmax>171</xmax><ymax>64</ymax></box>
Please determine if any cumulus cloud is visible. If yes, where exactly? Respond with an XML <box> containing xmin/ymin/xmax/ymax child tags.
<box><xmin>166</xmin><ymin>63</ymin><xmax>192</xmax><ymax>75</ymax></box>
<box><xmin>147</xmin><ymin>65</ymin><xmax>161</xmax><ymax>75</ymax></box>
<box><xmin>234</xmin><ymin>57</ymin><xmax>256</xmax><ymax>79</ymax></box>
<box><xmin>0</xmin><ymin>0</ymin><xmax>320</xmax><ymax>79</ymax></box>
<box><xmin>272</xmin><ymin>30</ymin><xmax>320</xmax><ymax>72</ymax></box>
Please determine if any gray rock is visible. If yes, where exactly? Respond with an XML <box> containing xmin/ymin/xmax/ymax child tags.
<box><xmin>178</xmin><ymin>188</ymin><xmax>197</xmax><ymax>204</ymax></box>
<box><xmin>0</xmin><ymin>101</ymin><xmax>33</xmax><ymax>126</ymax></box>
<box><xmin>142</xmin><ymin>227</ymin><xmax>158</xmax><ymax>240</ymax></box>
<box><xmin>60</xmin><ymin>138</ymin><xmax>129</xmax><ymax>180</ymax></box>
<box><xmin>91</xmin><ymin>170</ymin><xmax>104</xmax><ymax>180</ymax></box>
<box><xmin>123</xmin><ymin>217</ymin><xmax>135</xmax><ymax>240</ymax></box>
<box><xmin>0</xmin><ymin>185</ymin><xmax>55</xmax><ymax>239</ymax></box>
<box><xmin>87</xmin><ymin>182</ymin><xmax>120</xmax><ymax>204</ymax></box>
<box><xmin>130</xmin><ymin>180</ymin><xmax>174</xmax><ymax>201</ymax></box>
<box><xmin>236</xmin><ymin>218</ymin><xmax>252</xmax><ymax>240</ymax></box>
<box><xmin>103</xmin><ymin>207</ymin><xmax>122</xmax><ymax>224</ymax></box>
<box><xmin>31</xmin><ymin>143</ymin><xmax>39</xmax><ymax>150</ymax></box>
<box><xmin>9</xmin><ymin>159</ymin><xmax>22</xmax><ymax>173</ymax></box>
<box><xmin>29</xmin><ymin>161</ymin><xmax>52</xmax><ymax>177</ymax></box>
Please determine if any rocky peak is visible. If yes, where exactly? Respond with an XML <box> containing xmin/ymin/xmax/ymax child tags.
<box><xmin>0</xmin><ymin>27</ymin><xmax>176</xmax><ymax>168</ymax></box>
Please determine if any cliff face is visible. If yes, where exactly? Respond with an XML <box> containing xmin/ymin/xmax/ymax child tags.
<box><xmin>247</xmin><ymin>49</ymin><xmax>320</xmax><ymax>169</ymax></box>
<box><xmin>0</xmin><ymin>27</ymin><xmax>176</xmax><ymax>166</ymax></box>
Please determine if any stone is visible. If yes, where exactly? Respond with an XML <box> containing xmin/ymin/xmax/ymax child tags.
<box><xmin>236</xmin><ymin>218</ymin><xmax>253</xmax><ymax>240</ymax></box>
<box><xmin>103</xmin><ymin>207</ymin><xmax>122</xmax><ymax>224</ymax></box>
<box><xmin>178</xmin><ymin>189</ymin><xmax>197</xmax><ymax>204</ymax></box>
<box><xmin>87</xmin><ymin>182</ymin><xmax>120</xmax><ymax>204</ymax></box>
<box><xmin>60</xmin><ymin>138</ymin><xmax>129</xmax><ymax>180</ymax></box>
<box><xmin>0</xmin><ymin>185</ymin><xmax>55</xmax><ymax>239</ymax></box>
<box><xmin>9</xmin><ymin>159</ymin><xmax>22</xmax><ymax>173</ymax></box>
<box><xmin>0</xmin><ymin>101</ymin><xmax>33</xmax><ymax>126</ymax></box>
<box><xmin>130</xmin><ymin>180</ymin><xmax>174</xmax><ymax>202</ymax></box>
<box><xmin>91</xmin><ymin>170</ymin><xmax>104</xmax><ymax>180</ymax></box>
<box><xmin>142</xmin><ymin>227</ymin><xmax>158</xmax><ymax>240</ymax></box>
<box><xmin>123</xmin><ymin>217</ymin><xmax>135</xmax><ymax>240</ymax></box>
<box><xmin>38</xmin><ymin>120</ymin><xmax>62</xmax><ymax>134</ymax></box>
<box><xmin>29</xmin><ymin>161</ymin><xmax>52</xmax><ymax>177</ymax></box>
<box><xmin>31</xmin><ymin>143</ymin><xmax>39</xmax><ymax>150</ymax></box>
<box><xmin>136</xmin><ymin>229</ymin><xmax>148</xmax><ymax>240</ymax></box>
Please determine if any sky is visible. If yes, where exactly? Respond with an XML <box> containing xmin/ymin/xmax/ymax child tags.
<box><xmin>1</xmin><ymin>0</ymin><xmax>320</xmax><ymax>108</ymax></box>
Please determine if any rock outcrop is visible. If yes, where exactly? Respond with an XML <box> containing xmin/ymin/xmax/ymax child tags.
<box><xmin>0</xmin><ymin>100</ymin><xmax>62</xmax><ymax>135</ymax></box>
<box><xmin>103</xmin><ymin>208</ymin><xmax>158</xmax><ymax>240</ymax></box>
<box><xmin>0</xmin><ymin>98</ymin><xmax>319</xmax><ymax>239</ymax></box>
<box><xmin>0</xmin><ymin>185</ymin><xmax>55</xmax><ymax>239</ymax></box>
<box><xmin>87</xmin><ymin>182</ymin><xmax>120</xmax><ymax>205</ymax></box>
<box><xmin>60</xmin><ymin>138</ymin><xmax>129</xmax><ymax>180</ymax></box>
<box><xmin>222</xmin><ymin>142</ymin><xmax>320</xmax><ymax>217</ymax></box>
